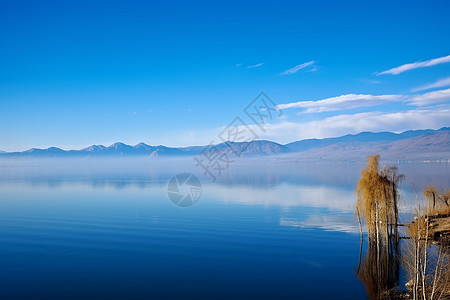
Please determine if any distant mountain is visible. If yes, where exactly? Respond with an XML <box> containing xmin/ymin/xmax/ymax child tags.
<box><xmin>149</xmin><ymin>146</ymin><xmax>186</xmax><ymax>157</ymax></box>
<box><xmin>0</xmin><ymin>127</ymin><xmax>448</xmax><ymax>160</ymax></box>
<box><xmin>23</xmin><ymin>147</ymin><xmax>67</xmax><ymax>156</ymax></box>
<box><xmin>178</xmin><ymin>145</ymin><xmax>209</xmax><ymax>154</ymax></box>
<box><xmin>285</xmin><ymin>128</ymin><xmax>441</xmax><ymax>152</ymax></box>
<box><xmin>103</xmin><ymin>142</ymin><xmax>136</xmax><ymax>155</ymax></box>
<box><xmin>286</xmin><ymin>128</ymin><xmax>450</xmax><ymax>162</ymax></box>
<box><xmin>1</xmin><ymin>142</ymin><xmax>196</xmax><ymax>157</ymax></box>
<box><xmin>134</xmin><ymin>142</ymin><xmax>154</xmax><ymax>154</ymax></box>
<box><xmin>82</xmin><ymin>145</ymin><xmax>107</xmax><ymax>153</ymax></box>
<box><xmin>196</xmin><ymin>140</ymin><xmax>290</xmax><ymax>158</ymax></box>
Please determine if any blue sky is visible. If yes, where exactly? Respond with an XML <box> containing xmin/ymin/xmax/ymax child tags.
<box><xmin>1</xmin><ymin>0</ymin><xmax>450</xmax><ymax>151</ymax></box>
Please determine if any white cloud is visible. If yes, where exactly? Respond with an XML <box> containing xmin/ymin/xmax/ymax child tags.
<box><xmin>306</xmin><ymin>65</ymin><xmax>318</xmax><ymax>72</ymax></box>
<box><xmin>247</xmin><ymin>63</ymin><xmax>264</xmax><ymax>68</ymax></box>
<box><xmin>250</xmin><ymin>107</ymin><xmax>450</xmax><ymax>144</ymax></box>
<box><xmin>281</xmin><ymin>60</ymin><xmax>316</xmax><ymax>75</ymax></box>
<box><xmin>159</xmin><ymin>88</ymin><xmax>450</xmax><ymax>147</ymax></box>
<box><xmin>409</xmin><ymin>88</ymin><xmax>450</xmax><ymax>106</ymax></box>
<box><xmin>412</xmin><ymin>76</ymin><xmax>450</xmax><ymax>92</ymax></box>
<box><xmin>277</xmin><ymin>93</ymin><xmax>403</xmax><ymax>113</ymax></box>
<box><xmin>157</xmin><ymin>105</ymin><xmax>450</xmax><ymax>148</ymax></box>
<box><xmin>376</xmin><ymin>54</ymin><xmax>450</xmax><ymax>75</ymax></box>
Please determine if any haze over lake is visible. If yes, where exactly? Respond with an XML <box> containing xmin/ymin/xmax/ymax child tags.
<box><xmin>1</xmin><ymin>159</ymin><xmax>448</xmax><ymax>299</ymax></box>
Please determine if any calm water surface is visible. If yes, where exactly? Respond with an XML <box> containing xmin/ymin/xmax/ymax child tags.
<box><xmin>0</xmin><ymin>160</ymin><xmax>448</xmax><ymax>299</ymax></box>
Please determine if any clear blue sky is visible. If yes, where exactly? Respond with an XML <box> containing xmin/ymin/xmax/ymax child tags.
<box><xmin>1</xmin><ymin>0</ymin><xmax>449</xmax><ymax>151</ymax></box>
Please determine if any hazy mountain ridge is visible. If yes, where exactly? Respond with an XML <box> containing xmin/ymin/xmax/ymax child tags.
<box><xmin>281</xmin><ymin>129</ymin><xmax>450</xmax><ymax>162</ymax></box>
<box><xmin>285</xmin><ymin>128</ymin><xmax>439</xmax><ymax>152</ymax></box>
<box><xmin>1</xmin><ymin>127</ymin><xmax>448</xmax><ymax>160</ymax></box>
<box><xmin>201</xmin><ymin>141</ymin><xmax>291</xmax><ymax>157</ymax></box>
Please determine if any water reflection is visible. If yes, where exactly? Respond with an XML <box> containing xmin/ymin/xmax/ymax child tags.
<box><xmin>0</xmin><ymin>159</ymin><xmax>448</xmax><ymax>299</ymax></box>
<box><xmin>280</xmin><ymin>215</ymin><xmax>364</xmax><ymax>234</ymax></box>
<box><xmin>1</xmin><ymin>158</ymin><xmax>449</xmax><ymax>189</ymax></box>
<box><xmin>357</xmin><ymin>230</ymin><xmax>400</xmax><ymax>299</ymax></box>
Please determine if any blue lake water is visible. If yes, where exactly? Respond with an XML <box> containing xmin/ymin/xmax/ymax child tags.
<box><xmin>0</xmin><ymin>159</ymin><xmax>448</xmax><ymax>299</ymax></box>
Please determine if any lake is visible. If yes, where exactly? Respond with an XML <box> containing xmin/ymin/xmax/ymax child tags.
<box><xmin>0</xmin><ymin>158</ymin><xmax>448</xmax><ymax>299</ymax></box>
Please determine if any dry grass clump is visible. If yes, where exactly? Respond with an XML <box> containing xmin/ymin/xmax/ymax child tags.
<box><xmin>408</xmin><ymin>186</ymin><xmax>450</xmax><ymax>242</ymax></box>
<box><xmin>356</xmin><ymin>154</ymin><xmax>402</xmax><ymax>237</ymax></box>
<box><xmin>423</xmin><ymin>186</ymin><xmax>450</xmax><ymax>215</ymax></box>
<box><xmin>405</xmin><ymin>185</ymin><xmax>450</xmax><ymax>300</ymax></box>
<box><xmin>355</xmin><ymin>154</ymin><xmax>449</xmax><ymax>300</ymax></box>
<box><xmin>402</xmin><ymin>238</ymin><xmax>450</xmax><ymax>300</ymax></box>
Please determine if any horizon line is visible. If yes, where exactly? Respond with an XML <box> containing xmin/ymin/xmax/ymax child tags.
<box><xmin>1</xmin><ymin>126</ymin><xmax>448</xmax><ymax>153</ymax></box>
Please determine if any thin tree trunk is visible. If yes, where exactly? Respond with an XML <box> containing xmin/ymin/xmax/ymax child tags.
<box><xmin>422</xmin><ymin>216</ymin><xmax>429</xmax><ymax>300</ymax></box>
<box><xmin>357</xmin><ymin>208</ymin><xmax>363</xmax><ymax>272</ymax></box>
<box><xmin>414</xmin><ymin>202</ymin><xmax>421</xmax><ymax>300</ymax></box>
<box><xmin>430</xmin><ymin>246</ymin><xmax>442</xmax><ymax>300</ymax></box>
<box><xmin>376</xmin><ymin>199</ymin><xmax>381</xmax><ymax>299</ymax></box>
<box><xmin>358</xmin><ymin>230</ymin><xmax>363</xmax><ymax>272</ymax></box>
<box><xmin>357</xmin><ymin>208</ymin><xmax>363</xmax><ymax>238</ymax></box>
<box><xmin>392</xmin><ymin>181</ymin><xmax>400</xmax><ymax>284</ymax></box>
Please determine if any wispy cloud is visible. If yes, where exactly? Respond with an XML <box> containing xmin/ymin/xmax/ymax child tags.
<box><xmin>277</xmin><ymin>87</ymin><xmax>450</xmax><ymax>113</ymax></box>
<box><xmin>168</xmin><ymin>105</ymin><xmax>450</xmax><ymax>147</ymax></box>
<box><xmin>409</xmin><ymin>88</ymin><xmax>450</xmax><ymax>106</ymax></box>
<box><xmin>277</xmin><ymin>93</ymin><xmax>403</xmax><ymax>113</ymax></box>
<box><xmin>412</xmin><ymin>76</ymin><xmax>450</xmax><ymax>92</ymax></box>
<box><xmin>250</xmin><ymin>107</ymin><xmax>450</xmax><ymax>144</ymax></box>
<box><xmin>281</xmin><ymin>60</ymin><xmax>316</xmax><ymax>75</ymax></box>
<box><xmin>376</xmin><ymin>54</ymin><xmax>450</xmax><ymax>75</ymax></box>
<box><xmin>306</xmin><ymin>65</ymin><xmax>319</xmax><ymax>72</ymax></box>
<box><xmin>247</xmin><ymin>63</ymin><xmax>264</xmax><ymax>68</ymax></box>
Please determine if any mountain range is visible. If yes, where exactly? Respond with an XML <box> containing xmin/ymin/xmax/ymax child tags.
<box><xmin>1</xmin><ymin>127</ymin><xmax>449</xmax><ymax>162</ymax></box>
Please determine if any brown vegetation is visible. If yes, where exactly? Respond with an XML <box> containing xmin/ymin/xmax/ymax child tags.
<box><xmin>355</xmin><ymin>154</ymin><xmax>450</xmax><ymax>300</ymax></box>
<box><xmin>408</xmin><ymin>186</ymin><xmax>450</xmax><ymax>247</ymax></box>
<box><xmin>356</xmin><ymin>154</ymin><xmax>402</xmax><ymax>299</ymax></box>
<box><xmin>404</xmin><ymin>186</ymin><xmax>450</xmax><ymax>300</ymax></box>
